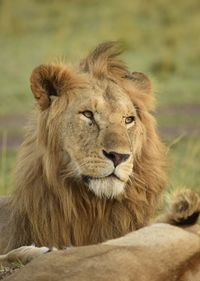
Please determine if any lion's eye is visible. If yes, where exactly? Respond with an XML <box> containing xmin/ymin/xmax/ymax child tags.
<box><xmin>81</xmin><ymin>111</ymin><xmax>94</xmax><ymax>119</ymax></box>
<box><xmin>125</xmin><ymin>116</ymin><xmax>135</xmax><ymax>124</ymax></box>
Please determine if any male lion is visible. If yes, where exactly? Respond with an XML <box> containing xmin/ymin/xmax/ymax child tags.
<box><xmin>0</xmin><ymin>42</ymin><xmax>168</xmax><ymax>253</ymax></box>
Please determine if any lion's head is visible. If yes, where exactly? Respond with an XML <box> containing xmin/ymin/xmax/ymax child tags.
<box><xmin>30</xmin><ymin>42</ymin><xmax>163</xmax><ymax>199</ymax></box>
<box><xmin>6</xmin><ymin>42</ymin><xmax>166</xmax><ymax>250</ymax></box>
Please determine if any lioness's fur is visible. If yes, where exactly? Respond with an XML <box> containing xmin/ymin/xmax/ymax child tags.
<box><xmin>1</xmin><ymin>189</ymin><xmax>200</xmax><ymax>281</ymax></box>
<box><xmin>1</xmin><ymin>224</ymin><xmax>200</xmax><ymax>281</ymax></box>
<box><xmin>0</xmin><ymin>42</ymin><xmax>167</xmax><ymax>253</ymax></box>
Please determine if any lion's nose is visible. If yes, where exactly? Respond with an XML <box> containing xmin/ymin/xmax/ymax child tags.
<box><xmin>103</xmin><ymin>150</ymin><xmax>130</xmax><ymax>167</ymax></box>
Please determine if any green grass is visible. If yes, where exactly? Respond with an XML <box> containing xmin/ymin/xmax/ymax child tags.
<box><xmin>0</xmin><ymin>0</ymin><xmax>199</xmax><ymax>195</ymax></box>
<box><xmin>167</xmin><ymin>138</ymin><xmax>200</xmax><ymax>192</ymax></box>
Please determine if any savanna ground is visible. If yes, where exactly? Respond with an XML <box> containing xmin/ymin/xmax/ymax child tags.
<box><xmin>0</xmin><ymin>0</ymin><xmax>199</xmax><ymax>197</ymax></box>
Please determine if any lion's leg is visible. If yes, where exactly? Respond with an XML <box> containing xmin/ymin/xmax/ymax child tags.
<box><xmin>0</xmin><ymin>245</ymin><xmax>55</xmax><ymax>267</ymax></box>
<box><xmin>156</xmin><ymin>189</ymin><xmax>200</xmax><ymax>229</ymax></box>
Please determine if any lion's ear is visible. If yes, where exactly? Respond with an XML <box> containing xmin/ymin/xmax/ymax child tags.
<box><xmin>129</xmin><ymin>72</ymin><xmax>152</xmax><ymax>94</ymax></box>
<box><xmin>123</xmin><ymin>72</ymin><xmax>154</xmax><ymax>111</ymax></box>
<box><xmin>30</xmin><ymin>64</ymin><xmax>77</xmax><ymax>110</ymax></box>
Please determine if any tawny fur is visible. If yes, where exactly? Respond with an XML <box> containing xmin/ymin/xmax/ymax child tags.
<box><xmin>156</xmin><ymin>188</ymin><xmax>200</xmax><ymax>226</ymax></box>
<box><xmin>1</xmin><ymin>42</ymin><xmax>167</xmax><ymax>253</ymax></box>
<box><xmin>1</xmin><ymin>224</ymin><xmax>200</xmax><ymax>281</ymax></box>
<box><xmin>1</xmin><ymin>190</ymin><xmax>200</xmax><ymax>281</ymax></box>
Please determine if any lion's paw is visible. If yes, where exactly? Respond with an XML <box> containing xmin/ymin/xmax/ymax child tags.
<box><xmin>4</xmin><ymin>245</ymin><xmax>57</xmax><ymax>265</ymax></box>
<box><xmin>167</xmin><ymin>188</ymin><xmax>200</xmax><ymax>225</ymax></box>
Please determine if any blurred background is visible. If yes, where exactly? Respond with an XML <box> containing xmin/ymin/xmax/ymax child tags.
<box><xmin>0</xmin><ymin>0</ymin><xmax>199</xmax><ymax>195</ymax></box>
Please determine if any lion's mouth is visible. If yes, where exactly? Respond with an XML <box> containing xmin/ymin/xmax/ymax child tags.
<box><xmin>82</xmin><ymin>173</ymin><xmax>126</xmax><ymax>198</ymax></box>
<box><xmin>82</xmin><ymin>173</ymin><xmax>121</xmax><ymax>184</ymax></box>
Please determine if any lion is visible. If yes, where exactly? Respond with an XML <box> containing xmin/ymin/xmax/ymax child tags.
<box><xmin>1</xmin><ymin>189</ymin><xmax>200</xmax><ymax>281</ymax></box>
<box><xmin>0</xmin><ymin>41</ymin><xmax>168</xmax><ymax>254</ymax></box>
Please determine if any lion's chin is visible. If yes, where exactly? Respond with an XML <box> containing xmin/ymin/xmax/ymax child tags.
<box><xmin>87</xmin><ymin>176</ymin><xmax>125</xmax><ymax>199</ymax></box>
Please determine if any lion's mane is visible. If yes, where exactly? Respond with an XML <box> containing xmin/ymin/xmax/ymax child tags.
<box><xmin>6</xmin><ymin>42</ymin><xmax>166</xmax><ymax>251</ymax></box>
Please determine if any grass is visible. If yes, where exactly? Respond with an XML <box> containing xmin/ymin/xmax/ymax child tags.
<box><xmin>0</xmin><ymin>261</ymin><xmax>23</xmax><ymax>280</ymax></box>
<box><xmin>0</xmin><ymin>0</ymin><xmax>199</xmax><ymax>195</ymax></box>
<box><xmin>167</xmin><ymin>137</ymin><xmax>200</xmax><ymax>192</ymax></box>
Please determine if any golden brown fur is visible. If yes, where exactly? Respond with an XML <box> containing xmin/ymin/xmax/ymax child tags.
<box><xmin>1</xmin><ymin>223</ymin><xmax>200</xmax><ymax>281</ymax></box>
<box><xmin>0</xmin><ymin>42</ymin><xmax>166</xmax><ymax>253</ymax></box>
<box><xmin>1</xmin><ymin>187</ymin><xmax>200</xmax><ymax>281</ymax></box>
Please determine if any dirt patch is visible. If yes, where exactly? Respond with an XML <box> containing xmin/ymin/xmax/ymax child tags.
<box><xmin>156</xmin><ymin>103</ymin><xmax>200</xmax><ymax>139</ymax></box>
<box><xmin>0</xmin><ymin>135</ymin><xmax>23</xmax><ymax>149</ymax></box>
<box><xmin>157</xmin><ymin>103</ymin><xmax>200</xmax><ymax>115</ymax></box>
<box><xmin>159</xmin><ymin>125</ymin><xmax>200</xmax><ymax>139</ymax></box>
<box><xmin>0</xmin><ymin>114</ymin><xmax>27</xmax><ymax>128</ymax></box>
<box><xmin>0</xmin><ymin>114</ymin><xmax>27</xmax><ymax>149</ymax></box>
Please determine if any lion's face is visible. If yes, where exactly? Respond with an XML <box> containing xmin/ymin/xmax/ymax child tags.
<box><xmin>30</xmin><ymin>43</ymin><xmax>154</xmax><ymax>199</ymax></box>
<box><xmin>60</xmin><ymin>78</ymin><xmax>144</xmax><ymax>198</ymax></box>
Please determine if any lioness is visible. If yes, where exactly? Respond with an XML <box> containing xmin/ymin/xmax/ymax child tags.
<box><xmin>1</xmin><ymin>189</ymin><xmax>200</xmax><ymax>281</ymax></box>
